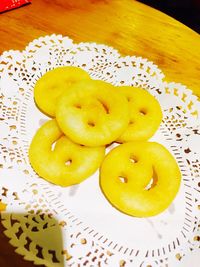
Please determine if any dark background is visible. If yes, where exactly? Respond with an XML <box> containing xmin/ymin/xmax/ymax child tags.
<box><xmin>138</xmin><ymin>0</ymin><xmax>200</xmax><ymax>33</ymax></box>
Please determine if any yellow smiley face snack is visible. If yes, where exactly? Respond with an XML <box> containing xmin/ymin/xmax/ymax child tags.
<box><xmin>100</xmin><ymin>141</ymin><xmax>181</xmax><ymax>217</ymax></box>
<box><xmin>116</xmin><ymin>86</ymin><xmax>162</xmax><ymax>142</ymax></box>
<box><xmin>29</xmin><ymin>119</ymin><xmax>105</xmax><ymax>186</ymax></box>
<box><xmin>34</xmin><ymin>66</ymin><xmax>90</xmax><ymax>117</ymax></box>
<box><xmin>56</xmin><ymin>79</ymin><xmax>129</xmax><ymax>147</ymax></box>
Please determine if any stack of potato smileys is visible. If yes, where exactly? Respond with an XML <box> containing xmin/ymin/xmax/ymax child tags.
<box><xmin>29</xmin><ymin>66</ymin><xmax>181</xmax><ymax>217</ymax></box>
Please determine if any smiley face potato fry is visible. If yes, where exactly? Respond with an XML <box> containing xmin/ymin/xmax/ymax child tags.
<box><xmin>34</xmin><ymin>66</ymin><xmax>90</xmax><ymax>117</ymax></box>
<box><xmin>56</xmin><ymin>79</ymin><xmax>130</xmax><ymax>146</ymax></box>
<box><xmin>100</xmin><ymin>141</ymin><xmax>181</xmax><ymax>217</ymax></box>
<box><xmin>29</xmin><ymin>120</ymin><xmax>105</xmax><ymax>186</ymax></box>
<box><xmin>117</xmin><ymin>86</ymin><xmax>163</xmax><ymax>142</ymax></box>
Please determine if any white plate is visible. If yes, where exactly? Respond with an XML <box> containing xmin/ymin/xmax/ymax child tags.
<box><xmin>0</xmin><ymin>35</ymin><xmax>200</xmax><ymax>267</ymax></box>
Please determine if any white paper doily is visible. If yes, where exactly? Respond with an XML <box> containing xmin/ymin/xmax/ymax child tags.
<box><xmin>0</xmin><ymin>34</ymin><xmax>200</xmax><ymax>267</ymax></box>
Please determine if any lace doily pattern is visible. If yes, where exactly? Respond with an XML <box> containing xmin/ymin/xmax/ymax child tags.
<box><xmin>0</xmin><ymin>175</ymin><xmax>64</xmax><ymax>267</ymax></box>
<box><xmin>0</xmin><ymin>35</ymin><xmax>199</xmax><ymax>267</ymax></box>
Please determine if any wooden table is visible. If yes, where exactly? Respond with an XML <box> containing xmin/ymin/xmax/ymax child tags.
<box><xmin>0</xmin><ymin>0</ymin><xmax>199</xmax><ymax>266</ymax></box>
<box><xmin>0</xmin><ymin>0</ymin><xmax>200</xmax><ymax>97</ymax></box>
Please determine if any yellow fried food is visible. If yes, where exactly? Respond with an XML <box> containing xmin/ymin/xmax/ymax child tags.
<box><xmin>0</xmin><ymin>202</ymin><xmax>7</xmax><ymax>212</ymax></box>
<box><xmin>117</xmin><ymin>86</ymin><xmax>162</xmax><ymax>142</ymax></box>
<box><xmin>29</xmin><ymin>120</ymin><xmax>105</xmax><ymax>186</ymax></box>
<box><xmin>56</xmin><ymin>79</ymin><xmax>129</xmax><ymax>147</ymax></box>
<box><xmin>34</xmin><ymin>66</ymin><xmax>90</xmax><ymax>117</ymax></box>
<box><xmin>100</xmin><ymin>141</ymin><xmax>181</xmax><ymax>217</ymax></box>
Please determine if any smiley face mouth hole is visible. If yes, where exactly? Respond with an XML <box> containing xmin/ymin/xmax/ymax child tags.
<box><xmin>51</xmin><ymin>141</ymin><xmax>57</xmax><ymax>151</ymax></box>
<box><xmin>144</xmin><ymin>170</ymin><xmax>158</xmax><ymax>190</ymax></box>
<box><xmin>98</xmin><ymin>99</ymin><xmax>110</xmax><ymax>114</ymax></box>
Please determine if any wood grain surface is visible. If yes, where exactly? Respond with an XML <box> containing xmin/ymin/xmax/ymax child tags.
<box><xmin>0</xmin><ymin>0</ymin><xmax>200</xmax><ymax>97</ymax></box>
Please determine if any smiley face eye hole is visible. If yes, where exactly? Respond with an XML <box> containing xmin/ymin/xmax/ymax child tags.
<box><xmin>50</xmin><ymin>85</ymin><xmax>56</xmax><ymax>90</ymax></box>
<box><xmin>74</xmin><ymin>103</ymin><xmax>82</xmax><ymax>109</ymax></box>
<box><xmin>65</xmin><ymin>159</ymin><xmax>72</xmax><ymax>166</ymax></box>
<box><xmin>119</xmin><ymin>176</ymin><xmax>128</xmax><ymax>183</ymax></box>
<box><xmin>129</xmin><ymin>155</ymin><xmax>138</xmax><ymax>163</ymax></box>
<box><xmin>139</xmin><ymin>109</ymin><xmax>147</xmax><ymax>115</ymax></box>
<box><xmin>88</xmin><ymin>121</ymin><xmax>95</xmax><ymax>127</ymax></box>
